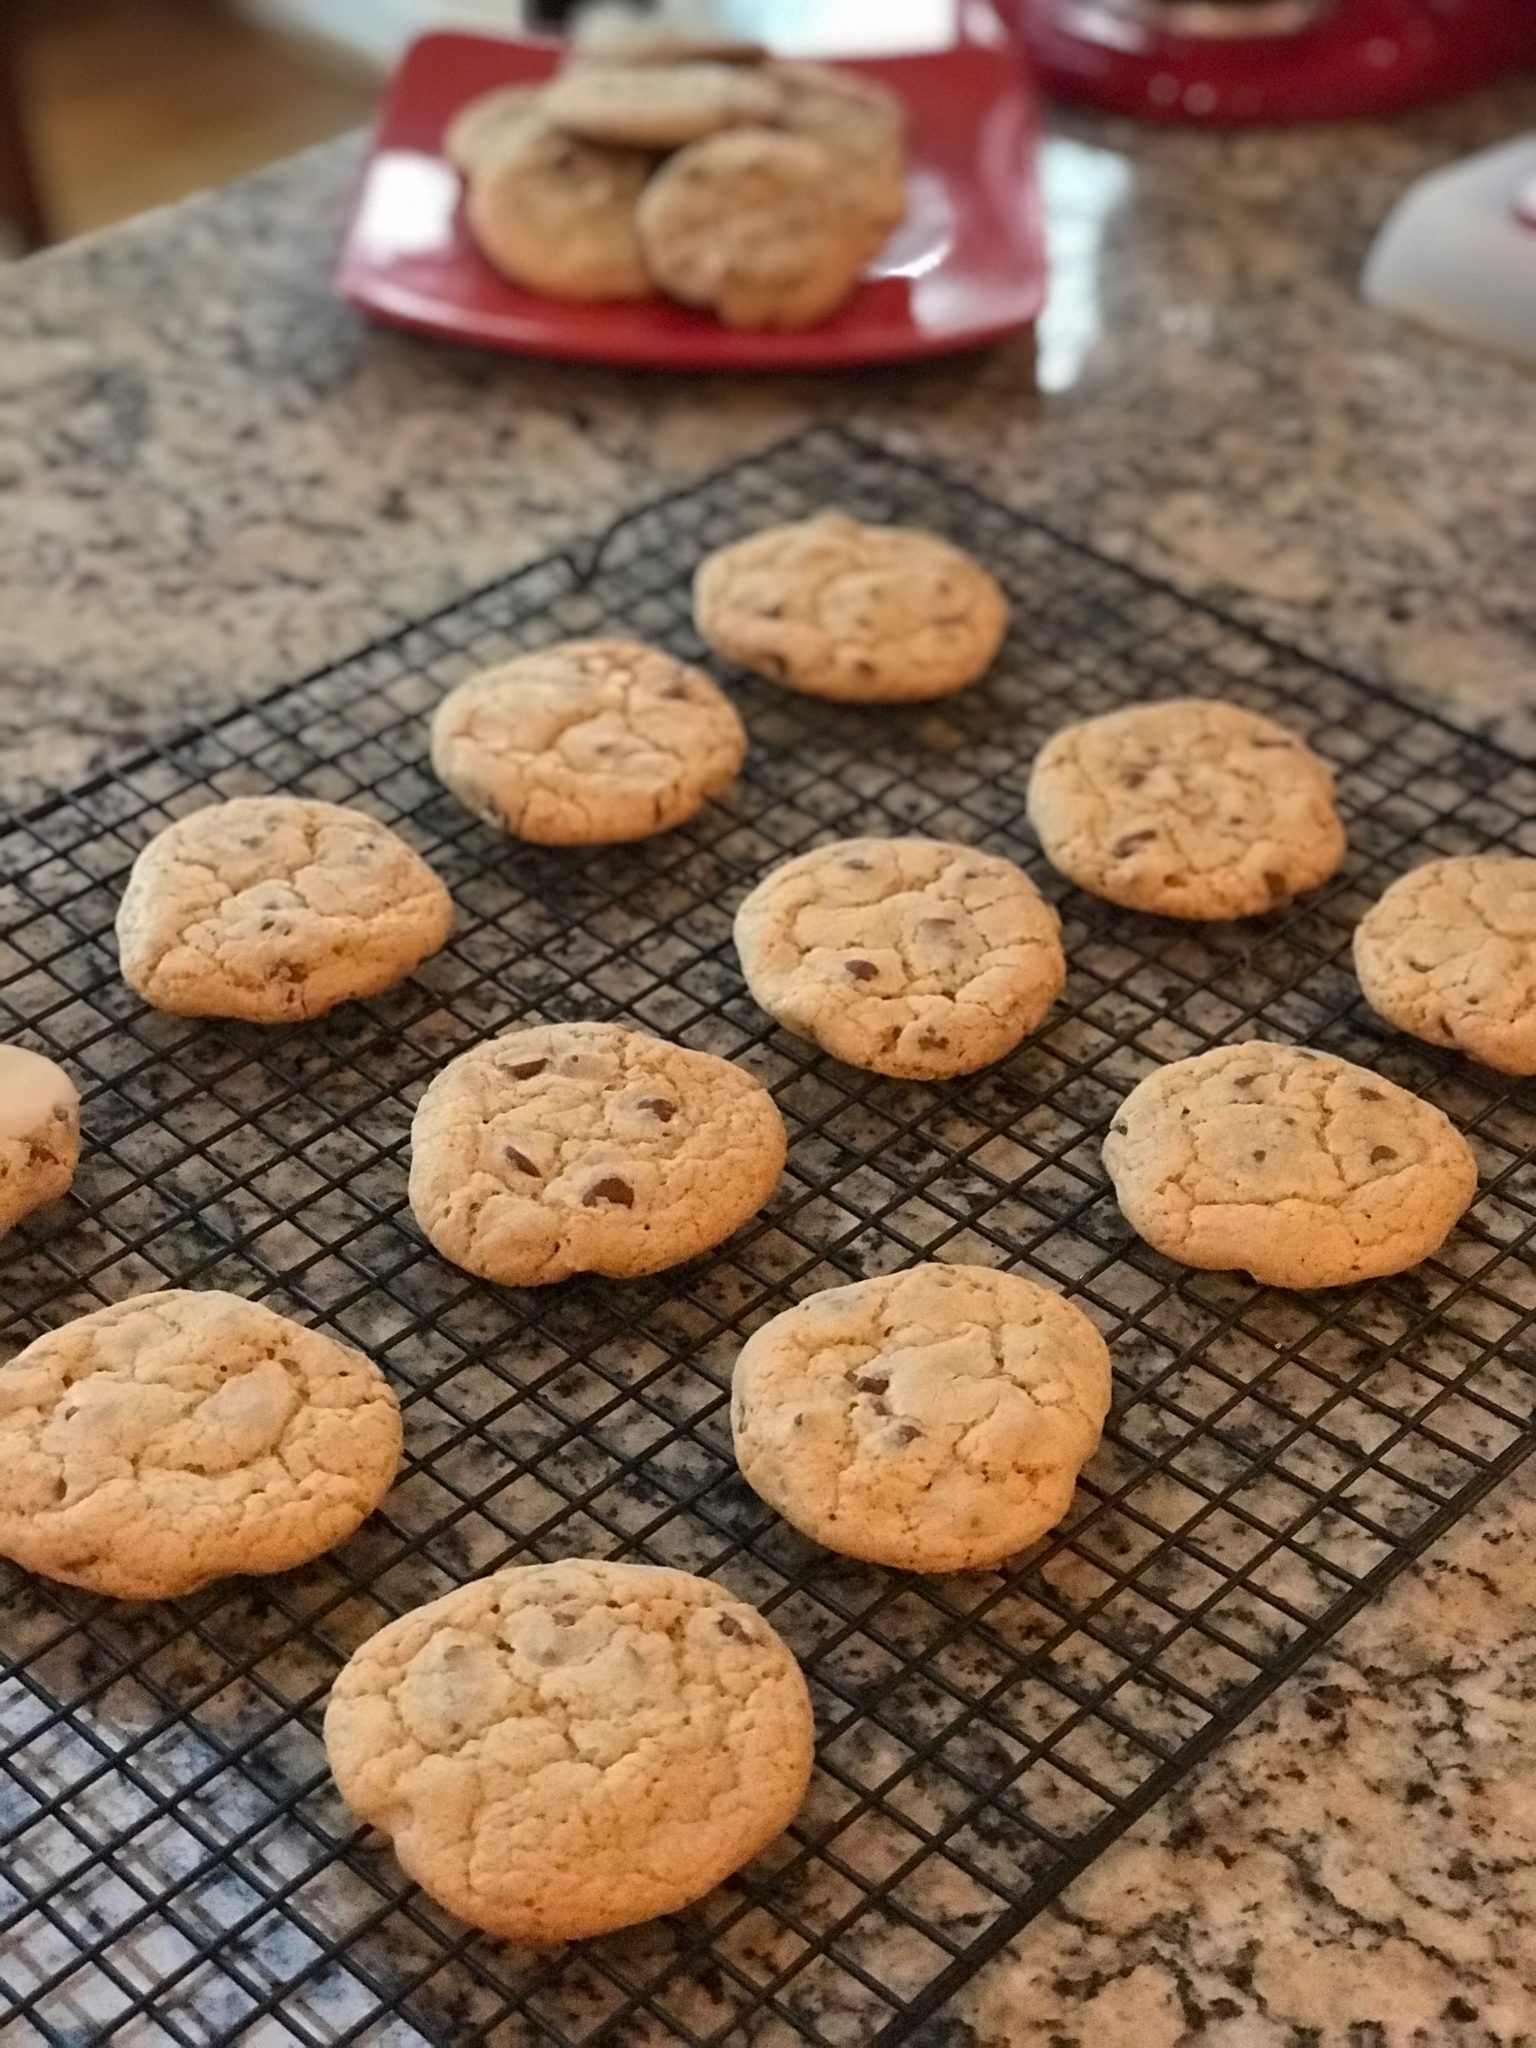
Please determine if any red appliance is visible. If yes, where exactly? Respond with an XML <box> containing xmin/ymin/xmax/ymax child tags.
<box><xmin>1014</xmin><ymin>0</ymin><xmax>1536</xmax><ymax>124</ymax></box>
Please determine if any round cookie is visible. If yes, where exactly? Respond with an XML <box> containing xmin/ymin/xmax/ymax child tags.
<box><xmin>767</xmin><ymin>62</ymin><xmax>906</xmax><ymax>255</ymax></box>
<box><xmin>732</xmin><ymin>1264</ymin><xmax>1112</xmax><ymax>1572</ymax></box>
<box><xmin>1026</xmin><ymin>699</ymin><xmax>1346</xmax><ymax>921</ymax></box>
<box><xmin>465</xmin><ymin>125</ymin><xmax>654</xmax><ymax>300</ymax></box>
<box><xmin>324</xmin><ymin>1558</ymin><xmax>813</xmax><ymax>1942</ymax></box>
<box><xmin>116</xmin><ymin>796</ymin><xmax>453</xmax><ymax>1023</ymax></box>
<box><xmin>734</xmin><ymin>837</ymin><xmax>1064</xmax><ymax>1080</ymax></box>
<box><xmin>430</xmin><ymin>638</ymin><xmax>746</xmax><ymax>846</ymax></box>
<box><xmin>409</xmin><ymin>1022</ymin><xmax>786</xmax><ymax>1286</ymax></box>
<box><xmin>0</xmin><ymin>1045</ymin><xmax>80</xmax><ymax>1237</ymax></box>
<box><xmin>443</xmin><ymin>83</ymin><xmax>548</xmax><ymax>178</ymax></box>
<box><xmin>543</xmin><ymin>59</ymin><xmax>781</xmax><ymax>149</ymax></box>
<box><xmin>1102</xmin><ymin>1042</ymin><xmax>1477</xmax><ymax>1289</ymax></box>
<box><xmin>636</xmin><ymin>129</ymin><xmax>869</xmax><ymax>332</ymax></box>
<box><xmin>0</xmin><ymin>1290</ymin><xmax>402</xmax><ymax>1599</ymax></box>
<box><xmin>1352</xmin><ymin>855</ymin><xmax>1536</xmax><ymax>1077</ymax></box>
<box><xmin>694</xmin><ymin>513</ymin><xmax>1009</xmax><ymax>702</ymax></box>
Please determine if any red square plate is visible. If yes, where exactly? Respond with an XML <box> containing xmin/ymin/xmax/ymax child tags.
<box><xmin>336</xmin><ymin>28</ymin><xmax>1046</xmax><ymax>371</ymax></box>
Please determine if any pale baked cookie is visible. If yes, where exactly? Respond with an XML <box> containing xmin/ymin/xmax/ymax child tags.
<box><xmin>734</xmin><ymin>837</ymin><xmax>1064</xmax><ymax>1080</ymax></box>
<box><xmin>637</xmin><ymin>129</ymin><xmax>869</xmax><ymax>331</ymax></box>
<box><xmin>324</xmin><ymin>1558</ymin><xmax>813</xmax><ymax>1942</ymax></box>
<box><xmin>0</xmin><ymin>1046</ymin><xmax>80</xmax><ymax>1237</ymax></box>
<box><xmin>694</xmin><ymin>514</ymin><xmax>1009</xmax><ymax>702</ymax></box>
<box><xmin>443</xmin><ymin>84</ymin><xmax>548</xmax><ymax>178</ymax></box>
<box><xmin>410</xmin><ymin>1022</ymin><xmax>786</xmax><ymax>1286</ymax></box>
<box><xmin>544</xmin><ymin>59</ymin><xmax>780</xmax><ymax>150</ymax></box>
<box><xmin>1353</xmin><ymin>856</ymin><xmax>1536</xmax><ymax>1077</ymax></box>
<box><xmin>430</xmin><ymin>638</ymin><xmax>747</xmax><ymax>846</ymax></box>
<box><xmin>465</xmin><ymin>125</ymin><xmax>654</xmax><ymax>300</ymax></box>
<box><xmin>1026</xmin><ymin>699</ymin><xmax>1346</xmax><ymax>921</ymax></box>
<box><xmin>0</xmin><ymin>1290</ymin><xmax>402</xmax><ymax>1599</ymax></box>
<box><xmin>1102</xmin><ymin>1042</ymin><xmax>1477</xmax><ymax>1289</ymax></box>
<box><xmin>116</xmin><ymin>796</ymin><xmax>453</xmax><ymax>1023</ymax></box>
<box><xmin>732</xmin><ymin>1264</ymin><xmax>1111</xmax><ymax>1572</ymax></box>
<box><xmin>767</xmin><ymin>62</ymin><xmax>907</xmax><ymax>255</ymax></box>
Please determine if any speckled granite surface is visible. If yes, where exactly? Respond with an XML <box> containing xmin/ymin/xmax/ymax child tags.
<box><xmin>2</xmin><ymin>73</ymin><xmax>1535</xmax><ymax>2048</ymax></box>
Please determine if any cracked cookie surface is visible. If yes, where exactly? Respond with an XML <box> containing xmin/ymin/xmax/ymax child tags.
<box><xmin>1353</xmin><ymin>856</ymin><xmax>1536</xmax><ymax>1077</ymax></box>
<box><xmin>1102</xmin><ymin>1042</ymin><xmax>1477</xmax><ymax>1289</ymax></box>
<box><xmin>695</xmin><ymin>513</ymin><xmax>1008</xmax><ymax>701</ymax></box>
<box><xmin>637</xmin><ymin>130</ymin><xmax>871</xmax><ymax>332</ymax></box>
<box><xmin>544</xmin><ymin>58</ymin><xmax>781</xmax><ymax>149</ymax></box>
<box><xmin>732</xmin><ymin>1264</ymin><xmax>1111</xmax><ymax>1572</ymax></box>
<box><xmin>323</xmin><ymin>1558</ymin><xmax>813</xmax><ymax>1942</ymax></box>
<box><xmin>409</xmin><ymin>1021</ymin><xmax>786</xmax><ymax>1286</ymax></box>
<box><xmin>116</xmin><ymin>796</ymin><xmax>454</xmax><ymax>1023</ymax></box>
<box><xmin>465</xmin><ymin>126</ymin><xmax>655</xmax><ymax>300</ymax></box>
<box><xmin>430</xmin><ymin>639</ymin><xmax>747</xmax><ymax>846</ymax></box>
<box><xmin>734</xmin><ymin>837</ymin><xmax>1064</xmax><ymax>1079</ymax></box>
<box><xmin>0</xmin><ymin>1290</ymin><xmax>402</xmax><ymax>1599</ymax></box>
<box><xmin>0</xmin><ymin>1045</ymin><xmax>80</xmax><ymax>1237</ymax></box>
<box><xmin>1026</xmin><ymin>699</ymin><xmax>1346</xmax><ymax>921</ymax></box>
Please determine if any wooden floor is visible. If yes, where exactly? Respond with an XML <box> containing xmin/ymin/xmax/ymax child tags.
<box><xmin>17</xmin><ymin>0</ymin><xmax>379</xmax><ymax>242</ymax></box>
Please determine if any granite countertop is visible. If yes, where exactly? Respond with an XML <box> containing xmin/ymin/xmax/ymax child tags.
<box><xmin>2</xmin><ymin>71</ymin><xmax>1535</xmax><ymax>2048</ymax></box>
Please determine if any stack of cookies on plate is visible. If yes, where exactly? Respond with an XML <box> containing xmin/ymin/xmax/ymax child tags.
<box><xmin>446</xmin><ymin>26</ymin><xmax>907</xmax><ymax>329</ymax></box>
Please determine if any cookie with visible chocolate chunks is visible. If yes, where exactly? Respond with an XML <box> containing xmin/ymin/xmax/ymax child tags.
<box><xmin>1026</xmin><ymin>699</ymin><xmax>1346</xmax><ymax>921</ymax></box>
<box><xmin>409</xmin><ymin>1022</ymin><xmax>786</xmax><ymax>1285</ymax></box>
<box><xmin>733</xmin><ymin>837</ymin><xmax>1064</xmax><ymax>1080</ymax></box>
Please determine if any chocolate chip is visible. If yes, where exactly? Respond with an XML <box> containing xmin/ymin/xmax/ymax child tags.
<box><xmin>1265</xmin><ymin>871</ymin><xmax>1290</xmax><ymax>901</ymax></box>
<box><xmin>917</xmin><ymin>917</ymin><xmax>958</xmax><ymax>939</ymax></box>
<box><xmin>637</xmin><ymin>1097</ymin><xmax>676</xmax><ymax>1123</ymax></box>
<box><xmin>853</xmin><ymin>1372</ymin><xmax>889</xmax><ymax>1395</ymax></box>
<box><xmin>917</xmin><ymin>1030</ymin><xmax>949</xmax><ymax>1051</ymax></box>
<box><xmin>1233</xmin><ymin>1072</ymin><xmax>1261</xmax><ymax>1089</ymax></box>
<box><xmin>844</xmin><ymin>857</ymin><xmax>872</xmax><ymax>872</ymax></box>
<box><xmin>890</xmin><ymin>1423</ymin><xmax>921</xmax><ymax>1447</ymax></box>
<box><xmin>553</xmin><ymin>1612</ymin><xmax>576</xmax><ymax>1628</ymax></box>
<box><xmin>1122</xmin><ymin>770</ymin><xmax>1147</xmax><ymax>789</ymax></box>
<box><xmin>1112</xmin><ymin>1119</ymin><xmax>1128</xmax><ymax>1136</ymax></box>
<box><xmin>1252</xmin><ymin>738</ymin><xmax>1294</xmax><ymax>751</ymax></box>
<box><xmin>1358</xmin><ymin>1087</ymin><xmax>1384</xmax><ymax>1101</ymax></box>
<box><xmin>1111</xmin><ymin>830</ymin><xmax>1157</xmax><ymax>858</ymax></box>
<box><xmin>844</xmin><ymin>958</ymin><xmax>878</xmax><ymax>983</ymax></box>
<box><xmin>584</xmin><ymin>1177</ymin><xmax>634</xmax><ymax>1208</ymax></box>
<box><xmin>504</xmin><ymin>1057</ymin><xmax>547</xmax><ymax>1081</ymax></box>
<box><xmin>504</xmin><ymin>1144</ymin><xmax>539</xmax><ymax>1177</ymax></box>
<box><xmin>1370</xmin><ymin>1145</ymin><xmax>1398</xmax><ymax>1164</ymax></box>
<box><xmin>717</xmin><ymin>1613</ymin><xmax>745</xmax><ymax>1639</ymax></box>
<box><xmin>1252</xmin><ymin>1149</ymin><xmax>1267</xmax><ymax>1164</ymax></box>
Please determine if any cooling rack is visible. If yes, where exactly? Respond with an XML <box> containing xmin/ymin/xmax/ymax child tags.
<box><xmin>2</xmin><ymin>427</ymin><xmax>1533</xmax><ymax>2048</ymax></box>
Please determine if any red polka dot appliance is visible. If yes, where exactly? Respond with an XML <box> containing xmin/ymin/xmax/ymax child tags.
<box><xmin>1011</xmin><ymin>0</ymin><xmax>1536</xmax><ymax>123</ymax></box>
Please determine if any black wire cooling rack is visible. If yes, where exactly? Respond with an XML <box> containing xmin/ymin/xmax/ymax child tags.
<box><xmin>2</xmin><ymin>427</ymin><xmax>1534</xmax><ymax>2048</ymax></box>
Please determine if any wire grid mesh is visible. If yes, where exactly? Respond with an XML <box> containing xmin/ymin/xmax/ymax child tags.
<box><xmin>1</xmin><ymin>427</ymin><xmax>1534</xmax><ymax>2048</ymax></box>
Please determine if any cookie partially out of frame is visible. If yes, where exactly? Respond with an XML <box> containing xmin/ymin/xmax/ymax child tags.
<box><xmin>0</xmin><ymin>1045</ymin><xmax>80</xmax><ymax>1237</ymax></box>
<box><xmin>0</xmin><ymin>1291</ymin><xmax>402</xmax><ymax>1599</ymax></box>
<box><xmin>1353</xmin><ymin>855</ymin><xmax>1536</xmax><ymax>1076</ymax></box>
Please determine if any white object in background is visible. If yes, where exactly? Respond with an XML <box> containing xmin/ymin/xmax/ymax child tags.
<box><xmin>1363</xmin><ymin>134</ymin><xmax>1536</xmax><ymax>369</ymax></box>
